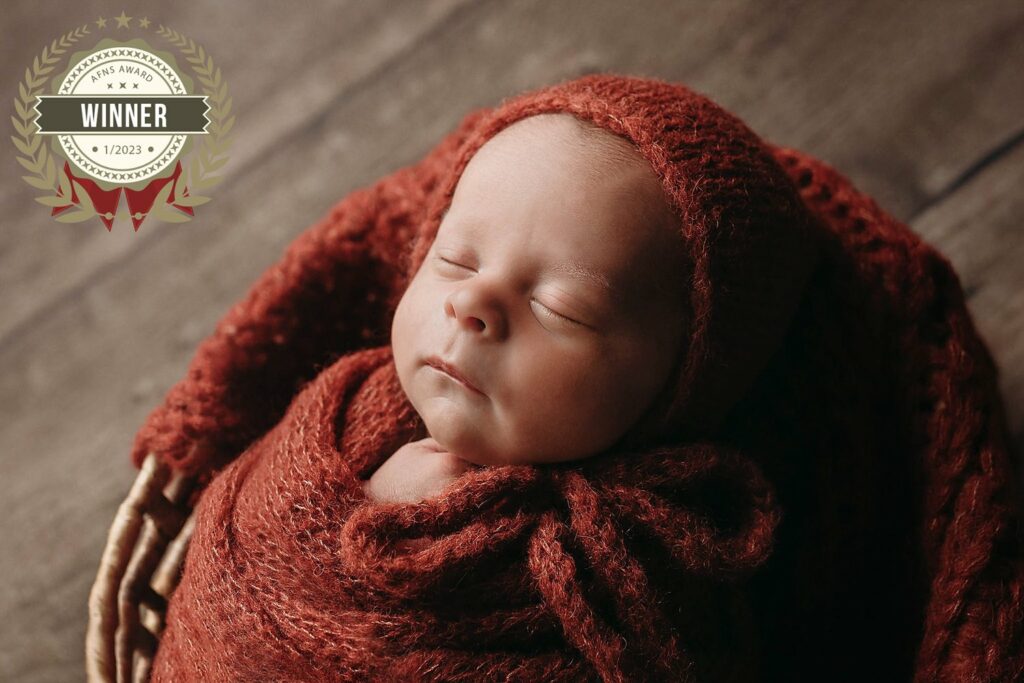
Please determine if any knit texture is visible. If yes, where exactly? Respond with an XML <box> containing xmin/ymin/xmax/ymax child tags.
<box><xmin>130</xmin><ymin>74</ymin><xmax>1024</xmax><ymax>681</ymax></box>
<box><xmin>148</xmin><ymin>345</ymin><xmax>778</xmax><ymax>681</ymax></box>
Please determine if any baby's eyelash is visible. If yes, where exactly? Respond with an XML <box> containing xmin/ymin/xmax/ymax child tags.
<box><xmin>437</xmin><ymin>256</ymin><xmax>474</xmax><ymax>271</ymax></box>
<box><xmin>532</xmin><ymin>300</ymin><xmax>582</xmax><ymax>326</ymax></box>
<box><xmin>436</xmin><ymin>255</ymin><xmax>583</xmax><ymax>327</ymax></box>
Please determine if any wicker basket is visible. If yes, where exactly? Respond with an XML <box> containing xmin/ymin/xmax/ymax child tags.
<box><xmin>86</xmin><ymin>453</ymin><xmax>198</xmax><ymax>683</ymax></box>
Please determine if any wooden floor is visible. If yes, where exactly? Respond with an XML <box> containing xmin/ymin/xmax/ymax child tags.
<box><xmin>1</xmin><ymin>1</ymin><xmax>1022</xmax><ymax>680</ymax></box>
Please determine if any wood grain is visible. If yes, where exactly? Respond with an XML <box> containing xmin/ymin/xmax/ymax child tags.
<box><xmin>0</xmin><ymin>0</ymin><xmax>471</xmax><ymax>345</ymax></box>
<box><xmin>0</xmin><ymin>1</ymin><xmax>1021</xmax><ymax>680</ymax></box>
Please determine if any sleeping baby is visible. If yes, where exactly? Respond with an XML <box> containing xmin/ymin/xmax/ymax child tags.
<box><xmin>364</xmin><ymin>112</ymin><xmax>690</xmax><ymax>504</ymax></box>
<box><xmin>135</xmin><ymin>74</ymin><xmax>825</xmax><ymax>682</ymax></box>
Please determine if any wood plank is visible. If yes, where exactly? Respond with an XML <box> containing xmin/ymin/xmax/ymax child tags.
<box><xmin>1</xmin><ymin>0</ymin><xmax>1023</xmax><ymax>680</ymax></box>
<box><xmin>4</xmin><ymin>0</ymin><xmax>1022</xmax><ymax>352</ymax></box>
<box><xmin>4</xmin><ymin>0</ymin><xmax>1022</xmax><ymax>353</ymax></box>
<box><xmin>0</xmin><ymin>0</ymin><xmax>470</xmax><ymax>344</ymax></box>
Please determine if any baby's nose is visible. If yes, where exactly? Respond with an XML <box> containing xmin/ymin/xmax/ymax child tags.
<box><xmin>444</xmin><ymin>288</ymin><xmax>505</xmax><ymax>339</ymax></box>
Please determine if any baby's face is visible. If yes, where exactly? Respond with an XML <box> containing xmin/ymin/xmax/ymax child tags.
<box><xmin>391</xmin><ymin>114</ymin><xmax>687</xmax><ymax>466</ymax></box>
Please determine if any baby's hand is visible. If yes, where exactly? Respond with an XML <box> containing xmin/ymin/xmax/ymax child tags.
<box><xmin>362</xmin><ymin>437</ymin><xmax>479</xmax><ymax>504</ymax></box>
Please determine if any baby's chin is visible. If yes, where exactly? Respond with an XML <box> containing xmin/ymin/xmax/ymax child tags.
<box><xmin>423</xmin><ymin>417</ymin><xmax>586</xmax><ymax>468</ymax></box>
<box><xmin>424</xmin><ymin>421</ymin><xmax>502</xmax><ymax>467</ymax></box>
<box><xmin>418</xmin><ymin>411</ymin><xmax>514</xmax><ymax>467</ymax></box>
<box><xmin>412</xmin><ymin>389</ymin><xmax>607</xmax><ymax>466</ymax></box>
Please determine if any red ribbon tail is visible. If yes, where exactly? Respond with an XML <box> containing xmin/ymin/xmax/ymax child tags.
<box><xmin>123</xmin><ymin>161</ymin><xmax>193</xmax><ymax>232</ymax></box>
<box><xmin>59</xmin><ymin>163</ymin><xmax>122</xmax><ymax>231</ymax></box>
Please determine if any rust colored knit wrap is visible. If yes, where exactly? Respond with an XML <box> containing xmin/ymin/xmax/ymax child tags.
<box><xmin>130</xmin><ymin>75</ymin><xmax>1024</xmax><ymax>681</ymax></box>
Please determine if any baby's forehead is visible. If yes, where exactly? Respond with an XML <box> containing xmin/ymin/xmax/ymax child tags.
<box><xmin>448</xmin><ymin>113</ymin><xmax>686</xmax><ymax>298</ymax></box>
<box><xmin>483</xmin><ymin>113</ymin><xmax>650</xmax><ymax>173</ymax></box>
<box><xmin>464</xmin><ymin>115</ymin><xmax>672</xmax><ymax>216</ymax></box>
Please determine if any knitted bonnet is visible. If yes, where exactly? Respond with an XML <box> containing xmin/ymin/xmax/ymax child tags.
<box><xmin>130</xmin><ymin>74</ymin><xmax>1024</xmax><ymax>681</ymax></box>
<box><xmin>400</xmin><ymin>74</ymin><xmax>825</xmax><ymax>447</ymax></box>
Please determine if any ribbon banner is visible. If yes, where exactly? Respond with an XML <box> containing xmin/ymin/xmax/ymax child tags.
<box><xmin>35</xmin><ymin>95</ymin><xmax>210</xmax><ymax>134</ymax></box>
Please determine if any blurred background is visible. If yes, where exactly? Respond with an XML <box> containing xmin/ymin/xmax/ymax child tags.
<box><xmin>1</xmin><ymin>1</ymin><xmax>1022</xmax><ymax>680</ymax></box>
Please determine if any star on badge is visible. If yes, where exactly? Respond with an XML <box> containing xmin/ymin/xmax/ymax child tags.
<box><xmin>114</xmin><ymin>11</ymin><xmax>132</xmax><ymax>29</ymax></box>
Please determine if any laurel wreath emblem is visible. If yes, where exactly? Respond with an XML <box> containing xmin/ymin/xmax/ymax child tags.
<box><xmin>11</xmin><ymin>23</ymin><xmax>234</xmax><ymax>226</ymax></box>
